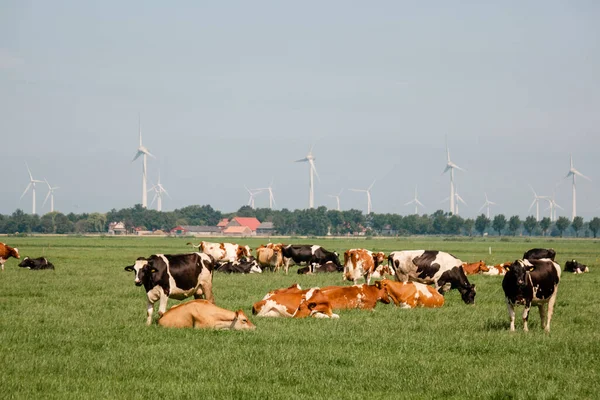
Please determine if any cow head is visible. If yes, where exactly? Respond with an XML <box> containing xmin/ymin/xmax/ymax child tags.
<box><xmin>458</xmin><ymin>284</ymin><xmax>476</xmax><ymax>305</ymax></box>
<box><xmin>331</xmin><ymin>251</ymin><xmax>343</xmax><ymax>269</ymax></box>
<box><xmin>18</xmin><ymin>257</ymin><xmax>32</xmax><ymax>269</ymax></box>
<box><xmin>231</xmin><ymin>310</ymin><xmax>257</xmax><ymax>330</ymax></box>
<box><xmin>371</xmin><ymin>281</ymin><xmax>392</xmax><ymax>304</ymax></box>
<box><xmin>372</xmin><ymin>252</ymin><xmax>386</xmax><ymax>266</ymax></box>
<box><xmin>237</xmin><ymin>245</ymin><xmax>252</xmax><ymax>260</ymax></box>
<box><xmin>294</xmin><ymin>288</ymin><xmax>339</xmax><ymax>319</ymax></box>
<box><xmin>124</xmin><ymin>257</ymin><xmax>149</xmax><ymax>286</ymax></box>
<box><xmin>9</xmin><ymin>247</ymin><xmax>20</xmax><ymax>259</ymax></box>
<box><xmin>506</xmin><ymin>260</ymin><xmax>534</xmax><ymax>289</ymax></box>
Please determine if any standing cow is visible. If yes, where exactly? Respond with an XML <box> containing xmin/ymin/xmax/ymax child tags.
<box><xmin>388</xmin><ymin>250</ymin><xmax>476</xmax><ymax>304</ymax></box>
<box><xmin>502</xmin><ymin>259</ymin><xmax>561</xmax><ymax>332</ymax></box>
<box><xmin>343</xmin><ymin>249</ymin><xmax>386</xmax><ymax>285</ymax></box>
<box><xmin>281</xmin><ymin>245</ymin><xmax>342</xmax><ymax>274</ymax></box>
<box><xmin>125</xmin><ymin>252</ymin><xmax>215</xmax><ymax>325</ymax></box>
<box><xmin>0</xmin><ymin>243</ymin><xmax>20</xmax><ymax>271</ymax></box>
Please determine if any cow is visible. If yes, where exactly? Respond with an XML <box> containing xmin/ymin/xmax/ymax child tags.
<box><xmin>343</xmin><ymin>249</ymin><xmax>387</xmax><ymax>285</ymax></box>
<box><xmin>374</xmin><ymin>279</ymin><xmax>444</xmax><ymax>308</ymax></box>
<box><xmin>252</xmin><ymin>287</ymin><xmax>339</xmax><ymax>319</ymax></box>
<box><xmin>371</xmin><ymin>263</ymin><xmax>395</xmax><ymax>280</ymax></box>
<box><xmin>158</xmin><ymin>300</ymin><xmax>256</xmax><ymax>330</ymax></box>
<box><xmin>502</xmin><ymin>259</ymin><xmax>561</xmax><ymax>332</ymax></box>
<box><xmin>320</xmin><ymin>284</ymin><xmax>390</xmax><ymax>310</ymax></box>
<box><xmin>297</xmin><ymin>261</ymin><xmax>340</xmax><ymax>274</ymax></box>
<box><xmin>0</xmin><ymin>242</ymin><xmax>20</xmax><ymax>271</ymax></box>
<box><xmin>124</xmin><ymin>252</ymin><xmax>215</xmax><ymax>325</ymax></box>
<box><xmin>18</xmin><ymin>257</ymin><xmax>55</xmax><ymax>270</ymax></box>
<box><xmin>523</xmin><ymin>248</ymin><xmax>556</xmax><ymax>261</ymax></box>
<box><xmin>188</xmin><ymin>241</ymin><xmax>252</xmax><ymax>263</ymax></box>
<box><xmin>256</xmin><ymin>245</ymin><xmax>284</xmax><ymax>272</ymax></box>
<box><xmin>388</xmin><ymin>250</ymin><xmax>476</xmax><ymax>304</ymax></box>
<box><xmin>261</xmin><ymin>283</ymin><xmax>303</xmax><ymax>300</ymax></box>
<box><xmin>462</xmin><ymin>260</ymin><xmax>489</xmax><ymax>275</ymax></box>
<box><xmin>216</xmin><ymin>257</ymin><xmax>262</xmax><ymax>274</ymax></box>
<box><xmin>483</xmin><ymin>262</ymin><xmax>511</xmax><ymax>276</ymax></box>
<box><xmin>564</xmin><ymin>259</ymin><xmax>589</xmax><ymax>274</ymax></box>
<box><xmin>280</xmin><ymin>245</ymin><xmax>342</xmax><ymax>274</ymax></box>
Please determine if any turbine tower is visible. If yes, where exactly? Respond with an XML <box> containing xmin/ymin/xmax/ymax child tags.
<box><xmin>245</xmin><ymin>186</ymin><xmax>263</xmax><ymax>209</ymax></box>
<box><xmin>544</xmin><ymin>193</ymin><xmax>563</xmax><ymax>222</ymax></box>
<box><xmin>528</xmin><ymin>186</ymin><xmax>548</xmax><ymax>222</ymax></box>
<box><xmin>404</xmin><ymin>186</ymin><xmax>425</xmax><ymax>215</ymax></box>
<box><xmin>350</xmin><ymin>180</ymin><xmax>376</xmax><ymax>215</ymax></box>
<box><xmin>327</xmin><ymin>189</ymin><xmax>343</xmax><ymax>211</ymax></box>
<box><xmin>132</xmin><ymin>115</ymin><xmax>154</xmax><ymax>208</ymax></box>
<box><xmin>295</xmin><ymin>145</ymin><xmax>320</xmax><ymax>209</ymax></box>
<box><xmin>478</xmin><ymin>192</ymin><xmax>497</xmax><ymax>219</ymax></box>
<box><xmin>43</xmin><ymin>179</ymin><xmax>60</xmax><ymax>213</ymax></box>
<box><xmin>454</xmin><ymin>187</ymin><xmax>467</xmax><ymax>216</ymax></box>
<box><xmin>443</xmin><ymin>141</ymin><xmax>465</xmax><ymax>215</ymax></box>
<box><xmin>148</xmin><ymin>174</ymin><xmax>170</xmax><ymax>211</ymax></box>
<box><xmin>20</xmin><ymin>163</ymin><xmax>44</xmax><ymax>214</ymax></box>
<box><xmin>564</xmin><ymin>154</ymin><xmax>591</xmax><ymax>221</ymax></box>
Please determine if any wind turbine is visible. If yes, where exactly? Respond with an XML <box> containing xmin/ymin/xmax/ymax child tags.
<box><xmin>295</xmin><ymin>145</ymin><xmax>320</xmax><ymax>209</ymax></box>
<box><xmin>327</xmin><ymin>189</ymin><xmax>343</xmax><ymax>211</ymax></box>
<box><xmin>255</xmin><ymin>181</ymin><xmax>276</xmax><ymax>209</ymax></box>
<box><xmin>132</xmin><ymin>115</ymin><xmax>155</xmax><ymax>208</ymax></box>
<box><xmin>478</xmin><ymin>192</ymin><xmax>497</xmax><ymax>219</ymax></box>
<box><xmin>404</xmin><ymin>186</ymin><xmax>425</xmax><ymax>215</ymax></box>
<box><xmin>564</xmin><ymin>154</ymin><xmax>591</xmax><ymax>221</ymax></box>
<box><xmin>244</xmin><ymin>186</ymin><xmax>263</xmax><ymax>209</ymax></box>
<box><xmin>454</xmin><ymin>187</ymin><xmax>467</xmax><ymax>216</ymax></box>
<box><xmin>350</xmin><ymin>180</ymin><xmax>376</xmax><ymax>215</ymax></box>
<box><xmin>544</xmin><ymin>193</ymin><xmax>563</xmax><ymax>222</ymax></box>
<box><xmin>528</xmin><ymin>186</ymin><xmax>548</xmax><ymax>222</ymax></box>
<box><xmin>148</xmin><ymin>174</ymin><xmax>170</xmax><ymax>211</ymax></box>
<box><xmin>20</xmin><ymin>163</ymin><xmax>44</xmax><ymax>214</ymax></box>
<box><xmin>42</xmin><ymin>179</ymin><xmax>60</xmax><ymax>213</ymax></box>
<box><xmin>442</xmin><ymin>140</ymin><xmax>465</xmax><ymax>215</ymax></box>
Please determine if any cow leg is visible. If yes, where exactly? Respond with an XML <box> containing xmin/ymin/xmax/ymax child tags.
<box><xmin>365</xmin><ymin>272</ymin><xmax>372</xmax><ymax>286</ymax></box>
<box><xmin>545</xmin><ymin>287</ymin><xmax>558</xmax><ymax>332</ymax></box>
<box><xmin>199</xmin><ymin>278</ymin><xmax>215</xmax><ymax>303</ymax></box>
<box><xmin>145</xmin><ymin>300</ymin><xmax>154</xmax><ymax>326</ymax></box>
<box><xmin>522</xmin><ymin>305</ymin><xmax>531</xmax><ymax>332</ymax></box>
<box><xmin>506</xmin><ymin>299</ymin><xmax>516</xmax><ymax>331</ymax></box>
<box><xmin>158</xmin><ymin>290</ymin><xmax>169</xmax><ymax>318</ymax></box>
<box><xmin>538</xmin><ymin>304</ymin><xmax>547</xmax><ymax>332</ymax></box>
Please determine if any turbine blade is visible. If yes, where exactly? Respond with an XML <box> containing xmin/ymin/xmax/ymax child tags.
<box><xmin>478</xmin><ymin>203</ymin><xmax>487</xmax><ymax>212</ymax></box>
<box><xmin>26</xmin><ymin>163</ymin><xmax>34</xmax><ymax>181</ymax></box>
<box><xmin>415</xmin><ymin>199</ymin><xmax>425</xmax><ymax>207</ymax></box>
<box><xmin>368</xmin><ymin>180</ymin><xmax>376</xmax><ymax>191</ymax></box>
<box><xmin>555</xmin><ymin>203</ymin><xmax>564</xmax><ymax>210</ymax></box>
<box><xmin>528</xmin><ymin>198</ymin><xmax>536</xmax><ymax>211</ymax></box>
<box><xmin>574</xmin><ymin>170</ymin><xmax>591</xmax><ymax>181</ymax></box>
<box><xmin>132</xmin><ymin>151</ymin><xmax>142</xmax><ymax>161</ymax></box>
<box><xmin>43</xmin><ymin>190</ymin><xmax>51</xmax><ymax>207</ymax></box>
<box><xmin>404</xmin><ymin>200</ymin><xmax>415</xmax><ymax>206</ymax></box>
<box><xmin>295</xmin><ymin>158</ymin><xmax>308</xmax><ymax>163</ymax></box>
<box><xmin>20</xmin><ymin>183</ymin><xmax>32</xmax><ymax>199</ymax></box>
<box><xmin>310</xmin><ymin>160</ymin><xmax>321</xmax><ymax>182</ymax></box>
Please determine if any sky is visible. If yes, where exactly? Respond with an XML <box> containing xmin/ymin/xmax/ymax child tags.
<box><xmin>1</xmin><ymin>1</ymin><xmax>599</xmax><ymax>220</ymax></box>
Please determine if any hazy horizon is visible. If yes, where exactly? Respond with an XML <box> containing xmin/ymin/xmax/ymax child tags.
<box><xmin>2</xmin><ymin>2</ymin><xmax>599</xmax><ymax>219</ymax></box>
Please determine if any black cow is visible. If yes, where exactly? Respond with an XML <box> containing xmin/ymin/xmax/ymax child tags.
<box><xmin>523</xmin><ymin>248</ymin><xmax>556</xmax><ymax>261</ymax></box>
<box><xmin>564</xmin><ymin>259</ymin><xmax>589</xmax><ymax>274</ymax></box>
<box><xmin>124</xmin><ymin>252</ymin><xmax>215</xmax><ymax>325</ymax></box>
<box><xmin>388</xmin><ymin>250</ymin><xmax>476</xmax><ymax>304</ymax></box>
<box><xmin>297</xmin><ymin>261</ymin><xmax>341</xmax><ymax>274</ymax></box>
<box><xmin>281</xmin><ymin>245</ymin><xmax>342</xmax><ymax>274</ymax></box>
<box><xmin>18</xmin><ymin>257</ymin><xmax>55</xmax><ymax>270</ymax></box>
<box><xmin>217</xmin><ymin>257</ymin><xmax>262</xmax><ymax>274</ymax></box>
<box><xmin>502</xmin><ymin>259</ymin><xmax>561</xmax><ymax>332</ymax></box>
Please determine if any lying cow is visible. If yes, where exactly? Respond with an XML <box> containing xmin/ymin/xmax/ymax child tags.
<box><xmin>320</xmin><ymin>284</ymin><xmax>390</xmax><ymax>310</ymax></box>
<box><xmin>483</xmin><ymin>262</ymin><xmax>511</xmax><ymax>276</ymax></box>
<box><xmin>18</xmin><ymin>257</ymin><xmax>55</xmax><ymax>270</ymax></box>
<box><xmin>189</xmin><ymin>241</ymin><xmax>251</xmax><ymax>263</ymax></box>
<box><xmin>125</xmin><ymin>252</ymin><xmax>215</xmax><ymax>325</ymax></box>
<box><xmin>0</xmin><ymin>242</ymin><xmax>20</xmax><ymax>271</ymax></box>
<box><xmin>297</xmin><ymin>261</ymin><xmax>340</xmax><ymax>274</ymax></box>
<box><xmin>261</xmin><ymin>283</ymin><xmax>303</xmax><ymax>300</ymax></box>
<box><xmin>281</xmin><ymin>245</ymin><xmax>342</xmax><ymax>274</ymax></box>
<box><xmin>343</xmin><ymin>249</ymin><xmax>386</xmax><ymax>284</ymax></box>
<box><xmin>374</xmin><ymin>279</ymin><xmax>444</xmax><ymax>308</ymax></box>
<box><xmin>371</xmin><ymin>263</ymin><xmax>395</xmax><ymax>280</ymax></box>
<box><xmin>388</xmin><ymin>250</ymin><xmax>476</xmax><ymax>304</ymax></box>
<box><xmin>216</xmin><ymin>257</ymin><xmax>262</xmax><ymax>274</ymax></box>
<box><xmin>462</xmin><ymin>260</ymin><xmax>489</xmax><ymax>275</ymax></box>
<box><xmin>158</xmin><ymin>300</ymin><xmax>256</xmax><ymax>330</ymax></box>
<box><xmin>252</xmin><ymin>287</ymin><xmax>339</xmax><ymax>319</ymax></box>
<box><xmin>523</xmin><ymin>248</ymin><xmax>556</xmax><ymax>261</ymax></box>
<box><xmin>502</xmin><ymin>259</ymin><xmax>561</xmax><ymax>332</ymax></box>
<box><xmin>564</xmin><ymin>259</ymin><xmax>589</xmax><ymax>274</ymax></box>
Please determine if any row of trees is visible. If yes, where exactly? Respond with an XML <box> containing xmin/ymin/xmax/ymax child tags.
<box><xmin>1</xmin><ymin>204</ymin><xmax>600</xmax><ymax>238</ymax></box>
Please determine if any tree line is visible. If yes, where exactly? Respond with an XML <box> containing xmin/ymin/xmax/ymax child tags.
<box><xmin>1</xmin><ymin>204</ymin><xmax>599</xmax><ymax>238</ymax></box>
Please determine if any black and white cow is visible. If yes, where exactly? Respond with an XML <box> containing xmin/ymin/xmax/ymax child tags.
<box><xmin>297</xmin><ymin>261</ymin><xmax>341</xmax><ymax>274</ymax></box>
<box><xmin>388</xmin><ymin>250</ymin><xmax>476</xmax><ymax>304</ymax></box>
<box><xmin>523</xmin><ymin>248</ymin><xmax>556</xmax><ymax>261</ymax></box>
<box><xmin>216</xmin><ymin>257</ymin><xmax>262</xmax><ymax>274</ymax></box>
<box><xmin>564</xmin><ymin>259</ymin><xmax>589</xmax><ymax>274</ymax></box>
<box><xmin>502</xmin><ymin>259</ymin><xmax>561</xmax><ymax>332</ymax></box>
<box><xmin>18</xmin><ymin>257</ymin><xmax>55</xmax><ymax>270</ymax></box>
<box><xmin>124</xmin><ymin>252</ymin><xmax>215</xmax><ymax>325</ymax></box>
<box><xmin>281</xmin><ymin>245</ymin><xmax>342</xmax><ymax>274</ymax></box>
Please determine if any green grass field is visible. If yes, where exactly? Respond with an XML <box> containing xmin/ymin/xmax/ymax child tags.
<box><xmin>1</xmin><ymin>236</ymin><xmax>599</xmax><ymax>399</ymax></box>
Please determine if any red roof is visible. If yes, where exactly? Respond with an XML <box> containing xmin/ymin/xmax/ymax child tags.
<box><xmin>231</xmin><ymin>217</ymin><xmax>261</xmax><ymax>232</ymax></box>
<box><xmin>217</xmin><ymin>218</ymin><xmax>229</xmax><ymax>228</ymax></box>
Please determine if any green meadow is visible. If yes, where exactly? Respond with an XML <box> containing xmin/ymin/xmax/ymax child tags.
<box><xmin>1</xmin><ymin>236</ymin><xmax>599</xmax><ymax>399</ymax></box>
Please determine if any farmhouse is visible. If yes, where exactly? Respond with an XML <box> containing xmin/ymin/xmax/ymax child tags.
<box><xmin>108</xmin><ymin>221</ymin><xmax>127</xmax><ymax>235</ymax></box>
<box><xmin>170</xmin><ymin>225</ymin><xmax>221</xmax><ymax>237</ymax></box>
<box><xmin>222</xmin><ymin>226</ymin><xmax>253</xmax><ymax>237</ymax></box>
<box><xmin>227</xmin><ymin>217</ymin><xmax>261</xmax><ymax>234</ymax></box>
<box><xmin>256</xmin><ymin>221</ymin><xmax>275</xmax><ymax>236</ymax></box>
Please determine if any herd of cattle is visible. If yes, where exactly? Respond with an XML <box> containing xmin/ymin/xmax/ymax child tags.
<box><xmin>0</xmin><ymin>240</ymin><xmax>590</xmax><ymax>332</ymax></box>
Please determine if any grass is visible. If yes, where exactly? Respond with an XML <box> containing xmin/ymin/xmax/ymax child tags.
<box><xmin>1</xmin><ymin>236</ymin><xmax>599</xmax><ymax>399</ymax></box>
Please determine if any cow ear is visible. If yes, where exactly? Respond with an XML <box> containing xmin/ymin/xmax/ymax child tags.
<box><xmin>528</xmin><ymin>266</ymin><xmax>535</xmax><ymax>271</ymax></box>
<box><xmin>124</xmin><ymin>265</ymin><xmax>134</xmax><ymax>272</ymax></box>
<box><xmin>308</xmin><ymin>302</ymin><xmax>317</xmax><ymax>310</ymax></box>
<box><xmin>374</xmin><ymin>281</ymin><xmax>382</xmax><ymax>289</ymax></box>
<box><xmin>150</xmin><ymin>267</ymin><xmax>158</xmax><ymax>273</ymax></box>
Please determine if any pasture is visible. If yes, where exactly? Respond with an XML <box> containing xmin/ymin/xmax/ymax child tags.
<box><xmin>1</xmin><ymin>236</ymin><xmax>599</xmax><ymax>399</ymax></box>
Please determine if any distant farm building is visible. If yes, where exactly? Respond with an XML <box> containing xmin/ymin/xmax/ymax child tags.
<box><xmin>256</xmin><ymin>221</ymin><xmax>275</xmax><ymax>236</ymax></box>
<box><xmin>108</xmin><ymin>221</ymin><xmax>127</xmax><ymax>235</ymax></box>
<box><xmin>227</xmin><ymin>217</ymin><xmax>261</xmax><ymax>233</ymax></box>
<box><xmin>170</xmin><ymin>225</ymin><xmax>221</xmax><ymax>236</ymax></box>
<box><xmin>222</xmin><ymin>226</ymin><xmax>253</xmax><ymax>237</ymax></box>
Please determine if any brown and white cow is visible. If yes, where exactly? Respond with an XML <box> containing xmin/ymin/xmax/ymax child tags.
<box><xmin>0</xmin><ymin>242</ymin><xmax>20</xmax><ymax>271</ymax></box>
<box><xmin>374</xmin><ymin>279</ymin><xmax>444</xmax><ymax>308</ymax></box>
<box><xmin>483</xmin><ymin>262</ymin><xmax>511</xmax><ymax>276</ymax></box>
<box><xmin>462</xmin><ymin>260</ymin><xmax>489</xmax><ymax>275</ymax></box>
<box><xmin>320</xmin><ymin>284</ymin><xmax>390</xmax><ymax>310</ymax></box>
<box><xmin>343</xmin><ymin>249</ymin><xmax>386</xmax><ymax>285</ymax></box>
<box><xmin>188</xmin><ymin>241</ymin><xmax>252</xmax><ymax>263</ymax></box>
<box><xmin>252</xmin><ymin>287</ymin><xmax>339</xmax><ymax>319</ymax></box>
<box><xmin>158</xmin><ymin>300</ymin><xmax>256</xmax><ymax>330</ymax></box>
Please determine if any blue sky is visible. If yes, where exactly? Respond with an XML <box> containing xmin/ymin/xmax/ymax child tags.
<box><xmin>1</xmin><ymin>1</ymin><xmax>599</xmax><ymax>219</ymax></box>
